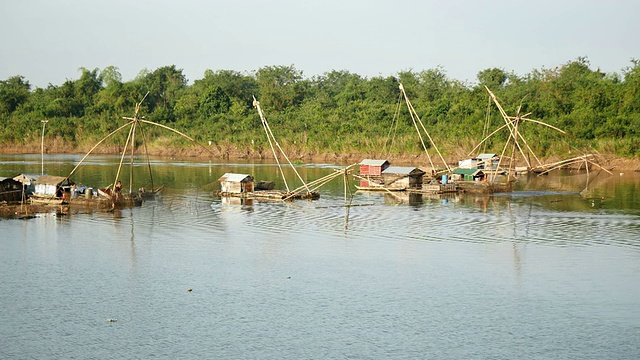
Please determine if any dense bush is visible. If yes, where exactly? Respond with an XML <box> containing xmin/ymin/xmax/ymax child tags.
<box><xmin>1</xmin><ymin>58</ymin><xmax>639</xmax><ymax>158</ymax></box>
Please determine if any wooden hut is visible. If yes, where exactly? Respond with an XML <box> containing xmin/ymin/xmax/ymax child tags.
<box><xmin>218</xmin><ymin>173</ymin><xmax>254</xmax><ymax>194</ymax></box>
<box><xmin>359</xmin><ymin>159</ymin><xmax>390</xmax><ymax>176</ymax></box>
<box><xmin>380</xmin><ymin>166</ymin><xmax>425</xmax><ymax>190</ymax></box>
<box><xmin>31</xmin><ymin>175</ymin><xmax>74</xmax><ymax>204</ymax></box>
<box><xmin>13</xmin><ymin>174</ymin><xmax>36</xmax><ymax>194</ymax></box>
<box><xmin>0</xmin><ymin>176</ymin><xmax>24</xmax><ymax>202</ymax></box>
<box><xmin>357</xmin><ymin>159</ymin><xmax>390</xmax><ymax>188</ymax></box>
<box><xmin>34</xmin><ymin>175</ymin><xmax>74</xmax><ymax>196</ymax></box>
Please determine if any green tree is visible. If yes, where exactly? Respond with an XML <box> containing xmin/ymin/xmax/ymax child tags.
<box><xmin>199</xmin><ymin>86</ymin><xmax>231</xmax><ymax>118</ymax></box>
<box><xmin>256</xmin><ymin>65</ymin><xmax>305</xmax><ymax>111</ymax></box>
<box><xmin>477</xmin><ymin>68</ymin><xmax>508</xmax><ymax>89</ymax></box>
<box><xmin>0</xmin><ymin>75</ymin><xmax>31</xmax><ymax>115</ymax></box>
<box><xmin>136</xmin><ymin>65</ymin><xmax>187</xmax><ymax>122</ymax></box>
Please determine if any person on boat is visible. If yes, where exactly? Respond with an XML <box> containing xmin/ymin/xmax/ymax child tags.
<box><xmin>115</xmin><ymin>181</ymin><xmax>123</xmax><ymax>193</ymax></box>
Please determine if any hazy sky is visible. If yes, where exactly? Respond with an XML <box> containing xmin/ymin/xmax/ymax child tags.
<box><xmin>1</xmin><ymin>0</ymin><xmax>638</xmax><ymax>88</ymax></box>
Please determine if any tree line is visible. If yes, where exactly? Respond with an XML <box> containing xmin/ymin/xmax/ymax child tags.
<box><xmin>1</xmin><ymin>57</ymin><xmax>639</xmax><ymax>160</ymax></box>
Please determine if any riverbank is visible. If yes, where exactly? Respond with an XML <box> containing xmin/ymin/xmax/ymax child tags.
<box><xmin>2</xmin><ymin>142</ymin><xmax>639</xmax><ymax>171</ymax></box>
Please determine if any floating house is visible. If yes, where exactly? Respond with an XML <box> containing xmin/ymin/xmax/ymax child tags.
<box><xmin>359</xmin><ymin>159</ymin><xmax>390</xmax><ymax>176</ymax></box>
<box><xmin>357</xmin><ymin>159</ymin><xmax>390</xmax><ymax>188</ymax></box>
<box><xmin>30</xmin><ymin>175</ymin><xmax>74</xmax><ymax>204</ymax></box>
<box><xmin>0</xmin><ymin>176</ymin><xmax>24</xmax><ymax>202</ymax></box>
<box><xmin>34</xmin><ymin>176</ymin><xmax>74</xmax><ymax>197</ymax></box>
<box><xmin>218</xmin><ymin>173</ymin><xmax>254</xmax><ymax>194</ymax></box>
<box><xmin>215</xmin><ymin>172</ymin><xmax>318</xmax><ymax>201</ymax></box>
<box><xmin>380</xmin><ymin>166</ymin><xmax>426</xmax><ymax>190</ymax></box>
<box><xmin>452</xmin><ymin>168</ymin><xmax>486</xmax><ymax>182</ymax></box>
<box><xmin>13</xmin><ymin>174</ymin><xmax>36</xmax><ymax>194</ymax></box>
<box><xmin>458</xmin><ymin>153</ymin><xmax>499</xmax><ymax>170</ymax></box>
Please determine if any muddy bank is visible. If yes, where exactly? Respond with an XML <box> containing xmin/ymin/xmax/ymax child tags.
<box><xmin>2</xmin><ymin>142</ymin><xmax>639</xmax><ymax>171</ymax></box>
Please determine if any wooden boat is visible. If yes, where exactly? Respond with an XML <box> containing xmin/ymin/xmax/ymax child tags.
<box><xmin>29</xmin><ymin>194</ymin><xmax>67</xmax><ymax>205</ymax></box>
<box><xmin>98</xmin><ymin>187</ymin><xmax>143</xmax><ymax>208</ymax></box>
<box><xmin>138</xmin><ymin>185</ymin><xmax>164</xmax><ymax>199</ymax></box>
<box><xmin>255</xmin><ymin>181</ymin><xmax>275</xmax><ymax>191</ymax></box>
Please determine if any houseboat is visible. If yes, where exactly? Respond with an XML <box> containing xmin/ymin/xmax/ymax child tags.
<box><xmin>30</xmin><ymin>175</ymin><xmax>73</xmax><ymax>205</ymax></box>
<box><xmin>214</xmin><ymin>172</ymin><xmax>319</xmax><ymax>201</ymax></box>
<box><xmin>355</xmin><ymin>165</ymin><xmax>425</xmax><ymax>191</ymax></box>
<box><xmin>354</xmin><ymin>159</ymin><xmax>390</xmax><ymax>189</ymax></box>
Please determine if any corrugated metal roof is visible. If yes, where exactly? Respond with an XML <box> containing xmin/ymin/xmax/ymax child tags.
<box><xmin>12</xmin><ymin>174</ymin><xmax>35</xmax><ymax>185</ymax></box>
<box><xmin>476</xmin><ymin>153</ymin><xmax>498</xmax><ymax>159</ymax></box>
<box><xmin>35</xmin><ymin>175</ymin><xmax>71</xmax><ymax>185</ymax></box>
<box><xmin>359</xmin><ymin>159</ymin><xmax>389</xmax><ymax>166</ymax></box>
<box><xmin>218</xmin><ymin>173</ymin><xmax>253</xmax><ymax>183</ymax></box>
<box><xmin>382</xmin><ymin>166</ymin><xmax>424</xmax><ymax>175</ymax></box>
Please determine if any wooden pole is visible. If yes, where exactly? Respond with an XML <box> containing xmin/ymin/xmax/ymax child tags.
<box><xmin>114</xmin><ymin>121</ymin><xmax>135</xmax><ymax>192</ymax></box>
<box><xmin>253</xmin><ymin>97</ymin><xmax>290</xmax><ymax>192</ymax></box>
<box><xmin>399</xmin><ymin>84</ymin><xmax>450</xmax><ymax>172</ymax></box>
<box><xmin>66</xmin><ymin>120</ymin><xmax>134</xmax><ymax>179</ymax></box>
<box><xmin>129</xmin><ymin>121</ymin><xmax>136</xmax><ymax>194</ymax></box>
<box><xmin>138</xmin><ymin>123</ymin><xmax>155</xmax><ymax>192</ymax></box>
<box><xmin>253</xmin><ymin>97</ymin><xmax>314</xmax><ymax>195</ymax></box>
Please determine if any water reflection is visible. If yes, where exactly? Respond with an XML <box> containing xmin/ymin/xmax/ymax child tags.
<box><xmin>2</xmin><ymin>154</ymin><xmax>640</xmax><ymax>251</ymax></box>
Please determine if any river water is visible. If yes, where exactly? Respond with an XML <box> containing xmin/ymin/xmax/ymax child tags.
<box><xmin>1</xmin><ymin>154</ymin><xmax>639</xmax><ymax>359</ymax></box>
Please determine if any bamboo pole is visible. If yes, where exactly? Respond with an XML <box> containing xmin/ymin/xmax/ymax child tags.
<box><xmin>66</xmin><ymin>120</ymin><xmax>135</xmax><ymax>179</ymax></box>
<box><xmin>383</xmin><ymin>93</ymin><xmax>404</xmax><ymax>156</ymax></box>
<box><xmin>136</xmin><ymin>119</ymin><xmax>217</xmax><ymax>157</ymax></box>
<box><xmin>253</xmin><ymin>97</ymin><xmax>289</xmax><ymax>192</ymax></box>
<box><xmin>129</xmin><ymin>121</ymin><xmax>136</xmax><ymax>194</ymax></box>
<box><xmin>399</xmin><ymin>84</ymin><xmax>450</xmax><ymax>172</ymax></box>
<box><xmin>485</xmin><ymin>87</ymin><xmax>532</xmax><ymax>168</ymax></box>
<box><xmin>138</xmin><ymin>123</ymin><xmax>155</xmax><ymax>192</ymax></box>
<box><xmin>283</xmin><ymin>165</ymin><xmax>355</xmax><ymax>200</ymax></box>
<box><xmin>535</xmin><ymin>154</ymin><xmax>612</xmax><ymax>176</ymax></box>
<box><xmin>492</xmin><ymin>130</ymin><xmax>513</xmax><ymax>182</ymax></box>
<box><xmin>400</xmin><ymin>84</ymin><xmax>434</xmax><ymax>170</ymax></box>
<box><xmin>253</xmin><ymin>97</ymin><xmax>313</xmax><ymax>195</ymax></box>
<box><xmin>114</xmin><ymin>121</ymin><xmax>135</xmax><ymax>192</ymax></box>
<box><xmin>468</xmin><ymin>123</ymin><xmax>509</xmax><ymax>156</ymax></box>
<box><xmin>66</xmin><ymin>93</ymin><xmax>215</xmax><ymax>200</ymax></box>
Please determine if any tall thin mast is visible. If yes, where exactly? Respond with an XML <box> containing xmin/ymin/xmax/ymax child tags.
<box><xmin>253</xmin><ymin>97</ymin><xmax>312</xmax><ymax>195</ymax></box>
<box><xmin>399</xmin><ymin>83</ymin><xmax>451</xmax><ymax>173</ymax></box>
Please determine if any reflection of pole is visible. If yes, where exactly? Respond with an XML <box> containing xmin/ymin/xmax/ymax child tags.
<box><xmin>40</xmin><ymin>120</ymin><xmax>48</xmax><ymax>176</ymax></box>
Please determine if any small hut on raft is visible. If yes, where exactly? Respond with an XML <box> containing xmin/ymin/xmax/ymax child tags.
<box><xmin>381</xmin><ymin>166</ymin><xmax>426</xmax><ymax>190</ymax></box>
<box><xmin>359</xmin><ymin>159</ymin><xmax>390</xmax><ymax>176</ymax></box>
<box><xmin>356</xmin><ymin>159</ymin><xmax>390</xmax><ymax>188</ymax></box>
<box><xmin>218</xmin><ymin>173</ymin><xmax>255</xmax><ymax>194</ymax></box>
<box><xmin>30</xmin><ymin>175</ymin><xmax>74</xmax><ymax>204</ymax></box>
<box><xmin>0</xmin><ymin>176</ymin><xmax>24</xmax><ymax>202</ymax></box>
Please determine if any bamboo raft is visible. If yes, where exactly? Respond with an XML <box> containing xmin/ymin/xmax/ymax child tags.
<box><xmin>412</xmin><ymin>183</ymin><xmax>460</xmax><ymax>194</ymax></box>
<box><xmin>455</xmin><ymin>181</ymin><xmax>513</xmax><ymax>194</ymax></box>
<box><xmin>214</xmin><ymin>190</ymin><xmax>320</xmax><ymax>201</ymax></box>
<box><xmin>1</xmin><ymin>202</ymin><xmax>69</xmax><ymax>219</ymax></box>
